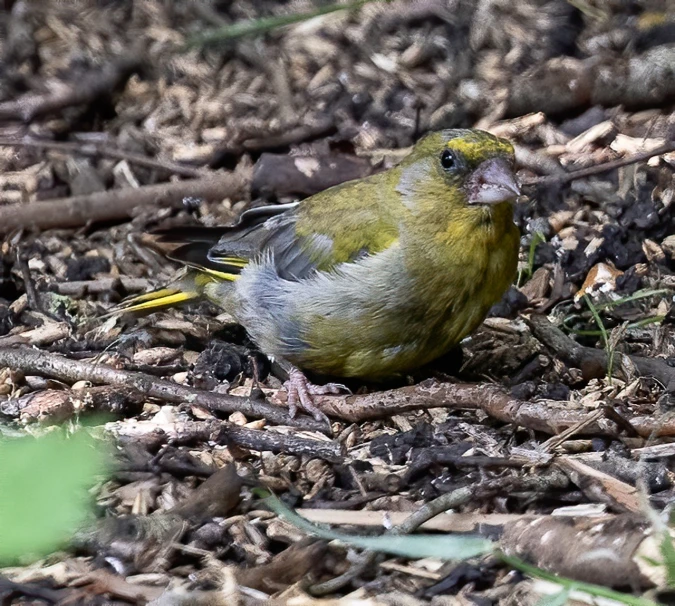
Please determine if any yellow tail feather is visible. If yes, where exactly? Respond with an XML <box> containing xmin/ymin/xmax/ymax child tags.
<box><xmin>119</xmin><ymin>290</ymin><xmax>199</xmax><ymax>312</ymax></box>
<box><xmin>106</xmin><ymin>269</ymin><xmax>238</xmax><ymax>317</ymax></box>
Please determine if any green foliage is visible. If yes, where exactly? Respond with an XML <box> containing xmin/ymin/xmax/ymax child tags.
<box><xmin>499</xmin><ymin>553</ymin><xmax>660</xmax><ymax>606</ymax></box>
<box><xmin>257</xmin><ymin>489</ymin><xmax>494</xmax><ymax>560</ymax></box>
<box><xmin>188</xmin><ymin>0</ymin><xmax>380</xmax><ymax>48</ymax></box>
<box><xmin>535</xmin><ymin>587</ymin><xmax>572</xmax><ymax>606</ymax></box>
<box><xmin>584</xmin><ymin>293</ymin><xmax>615</xmax><ymax>381</ymax></box>
<box><xmin>518</xmin><ymin>231</ymin><xmax>546</xmax><ymax>286</ymax></box>
<box><xmin>0</xmin><ymin>430</ymin><xmax>108</xmax><ymax>565</ymax></box>
<box><xmin>258</xmin><ymin>489</ymin><xmax>667</xmax><ymax>605</ymax></box>
<box><xmin>660</xmin><ymin>531</ymin><xmax>675</xmax><ymax>589</ymax></box>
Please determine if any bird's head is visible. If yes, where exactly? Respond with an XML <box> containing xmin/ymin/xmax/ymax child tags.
<box><xmin>396</xmin><ymin>129</ymin><xmax>520</xmax><ymax>215</ymax></box>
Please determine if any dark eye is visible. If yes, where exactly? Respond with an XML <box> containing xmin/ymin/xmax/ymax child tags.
<box><xmin>440</xmin><ymin>149</ymin><xmax>456</xmax><ymax>171</ymax></box>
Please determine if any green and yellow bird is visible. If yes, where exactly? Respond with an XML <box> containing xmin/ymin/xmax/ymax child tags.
<box><xmin>118</xmin><ymin>129</ymin><xmax>521</xmax><ymax>422</ymax></box>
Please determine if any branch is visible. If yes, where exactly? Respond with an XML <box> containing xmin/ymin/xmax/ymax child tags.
<box><xmin>522</xmin><ymin>142</ymin><xmax>675</xmax><ymax>186</ymax></box>
<box><xmin>0</xmin><ymin>137</ymin><xmax>205</xmax><ymax>178</ymax></box>
<box><xmin>0</xmin><ymin>169</ymin><xmax>250</xmax><ymax>233</ymax></box>
<box><xmin>0</xmin><ymin>55</ymin><xmax>142</xmax><ymax>122</ymax></box>
<box><xmin>525</xmin><ymin>314</ymin><xmax>675</xmax><ymax>389</ymax></box>
<box><xmin>0</xmin><ymin>347</ymin><xmax>326</xmax><ymax>432</ymax></box>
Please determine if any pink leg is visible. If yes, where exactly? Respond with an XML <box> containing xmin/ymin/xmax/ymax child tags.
<box><xmin>284</xmin><ymin>366</ymin><xmax>348</xmax><ymax>424</ymax></box>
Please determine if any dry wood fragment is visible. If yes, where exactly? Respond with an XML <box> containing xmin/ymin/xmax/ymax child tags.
<box><xmin>212</xmin><ymin>118</ymin><xmax>336</xmax><ymax>161</ymax></box>
<box><xmin>49</xmin><ymin>277</ymin><xmax>150</xmax><ymax>296</ymax></box>
<box><xmin>0</xmin><ymin>169</ymin><xmax>250</xmax><ymax>233</ymax></box>
<box><xmin>554</xmin><ymin>456</ymin><xmax>641</xmax><ymax>513</ymax></box>
<box><xmin>169</xmin><ymin>464</ymin><xmax>242</xmax><ymax>520</ymax></box>
<box><xmin>501</xmin><ymin>514</ymin><xmax>660</xmax><ymax>589</ymax></box>
<box><xmin>235</xmin><ymin>540</ymin><xmax>327</xmax><ymax>593</ymax></box>
<box><xmin>308</xmin><ymin>380</ymin><xmax>620</xmax><ymax>435</ymax></box>
<box><xmin>508</xmin><ymin>46</ymin><xmax>675</xmax><ymax>118</ymax></box>
<box><xmin>0</xmin><ymin>321</ymin><xmax>70</xmax><ymax>347</ymax></box>
<box><xmin>7</xmin><ymin>385</ymin><xmax>144</xmax><ymax>424</ymax></box>
<box><xmin>220</xmin><ymin>425</ymin><xmax>344</xmax><ymax>463</ymax></box>
<box><xmin>252</xmin><ymin>152</ymin><xmax>373</xmax><ymax>198</ymax></box>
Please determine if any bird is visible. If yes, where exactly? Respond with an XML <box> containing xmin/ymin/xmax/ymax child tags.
<box><xmin>115</xmin><ymin>129</ymin><xmax>521</xmax><ymax>423</ymax></box>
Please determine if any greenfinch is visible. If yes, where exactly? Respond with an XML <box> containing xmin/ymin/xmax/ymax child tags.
<box><xmin>118</xmin><ymin>129</ymin><xmax>521</xmax><ymax>421</ymax></box>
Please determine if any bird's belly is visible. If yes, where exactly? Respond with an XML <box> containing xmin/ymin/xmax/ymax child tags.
<box><xmin>233</xmin><ymin>243</ymin><xmax>512</xmax><ymax>380</ymax></box>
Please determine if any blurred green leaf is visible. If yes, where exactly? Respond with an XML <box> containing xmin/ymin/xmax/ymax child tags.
<box><xmin>499</xmin><ymin>553</ymin><xmax>659</xmax><ymax>606</ymax></box>
<box><xmin>188</xmin><ymin>0</ymin><xmax>379</xmax><ymax>48</ymax></box>
<box><xmin>0</xmin><ymin>430</ymin><xmax>108</xmax><ymax>564</ymax></box>
<box><xmin>536</xmin><ymin>587</ymin><xmax>572</xmax><ymax>606</ymax></box>
<box><xmin>257</xmin><ymin>489</ymin><xmax>494</xmax><ymax>560</ymax></box>
<box><xmin>659</xmin><ymin>531</ymin><xmax>675</xmax><ymax>588</ymax></box>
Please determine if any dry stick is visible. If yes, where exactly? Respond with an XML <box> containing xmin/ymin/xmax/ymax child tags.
<box><xmin>0</xmin><ymin>137</ymin><xmax>205</xmax><ymax>178</ymax></box>
<box><xmin>49</xmin><ymin>278</ymin><xmax>150</xmax><ymax>296</ymax></box>
<box><xmin>0</xmin><ymin>55</ymin><xmax>142</xmax><ymax>122</ymax></box>
<box><xmin>311</xmin><ymin>380</ymin><xmax>618</xmax><ymax>434</ymax></box>
<box><xmin>0</xmin><ymin>170</ymin><xmax>250</xmax><ymax>233</ymax></box>
<box><xmin>526</xmin><ymin>314</ymin><xmax>675</xmax><ymax>437</ymax></box>
<box><xmin>221</xmin><ymin>425</ymin><xmax>343</xmax><ymax>462</ymax></box>
<box><xmin>525</xmin><ymin>314</ymin><xmax>675</xmax><ymax>389</ymax></box>
<box><xmin>310</xmin><ymin>372</ymin><xmax>675</xmax><ymax>438</ymax></box>
<box><xmin>0</xmin><ymin>347</ymin><xmax>326</xmax><ymax>432</ymax></box>
<box><xmin>522</xmin><ymin>141</ymin><xmax>675</xmax><ymax>186</ymax></box>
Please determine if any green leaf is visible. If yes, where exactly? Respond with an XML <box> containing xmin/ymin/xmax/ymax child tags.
<box><xmin>499</xmin><ymin>553</ymin><xmax>660</xmax><ymax>606</ymax></box>
<box><xmin>188</xmin><ymin>0</ymin><xmax>380</xmax><ymax>48</ymax></box>
<box><xmin>659</xmin><ymin>531</ymin><xmax>675</xmax><ymax>588</ymax></box>
<box><xmin>257</xmin><ymin>489</ymin><xmax>494</xmax><ymax>560</ymax></box>
<box><xmin>536</xmin><ymin>587</ymin><xmax>572</xmax><ymax>606</ymax></box>
<box><xmin>0</xmin><ymin>430</ymin><xmax>109</xmax><ymax>564</ymax></box>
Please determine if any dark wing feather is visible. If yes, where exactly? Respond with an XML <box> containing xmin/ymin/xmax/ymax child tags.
<box><xmin>155</xmin><ymin>203</ymin><xmax>302</xmax><ymax>278</ymax></box>
<box><xmin>207</xmin><ymin>207</ymin><xmax>336</xmax><ymax>281</ymax></box>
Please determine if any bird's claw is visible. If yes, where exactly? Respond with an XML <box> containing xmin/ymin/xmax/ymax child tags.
<box><xmin>283</xmin><ymin>368</ymin><xmax>350</xmax><ymax>424</ymax></box>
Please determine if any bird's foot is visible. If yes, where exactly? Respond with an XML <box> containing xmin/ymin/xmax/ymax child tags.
<box><xmin>283</xmin><ymin>367</ymin><xmax>349</xmax><ymax>424</ymax></box>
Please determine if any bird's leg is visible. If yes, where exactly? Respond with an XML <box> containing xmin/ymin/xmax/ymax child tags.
<box><xmin>283</xmin><ymin>365</ymin><xmax>348</xmax><ymax>424</ymax></box>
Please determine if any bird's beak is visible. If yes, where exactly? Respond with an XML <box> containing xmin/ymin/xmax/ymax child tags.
<box><xmin>465</xmin><ymin>157</ymin><xmax>520</xmax><ymax>205</ymax></box>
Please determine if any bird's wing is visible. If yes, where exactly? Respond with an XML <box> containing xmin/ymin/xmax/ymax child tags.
<box><xmin>175</xmin><ymin>174</ymin><xmax>402</xmax><ymax>281</ymax></box>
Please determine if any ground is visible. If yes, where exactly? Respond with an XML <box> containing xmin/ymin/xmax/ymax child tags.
<box><xmin>1</xmin><ymin>0</ymin><xmax>675</xmax><ymax>604</ymax></box>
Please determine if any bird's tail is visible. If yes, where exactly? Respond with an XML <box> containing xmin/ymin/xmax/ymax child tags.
<box><xmin>108</xmin><ymin>271</ymin><xmax>223</xmax><ymax>315</ymax></box>
<box><xmin>106</xmin><ymin>225</ymin><xmax>247</xmax><ymax>316</ymax></box>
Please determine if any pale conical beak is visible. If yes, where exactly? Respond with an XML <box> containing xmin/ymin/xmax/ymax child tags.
<box><xmin>465</xmin><ymin>157</ymin><xmax>520</xmax><ymax>205</ymax></box>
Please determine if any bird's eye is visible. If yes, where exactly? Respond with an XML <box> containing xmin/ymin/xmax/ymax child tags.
<box><xmin>440</xmin><ymin>149</ymin><xmax>456</xmax><ymax>171</ymax></box>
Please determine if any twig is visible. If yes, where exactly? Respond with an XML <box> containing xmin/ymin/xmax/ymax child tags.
<box><xmin>525</xmin><ymin>314</ymin><xmax>675</xmax><ymax>390</ymax></box>
<box><xmin>0</xmin><ymin>169</ymin><xmax>250</xmax><ymax>233</ymax></box>
<box><xmin>554</xmin><ymin>456</ymin><xmax>640</xmax><ymax>513</ymax></box>
<box><xmin>307</xmin><ymin>381</ymin><xmax>618</xmax><ymax>434</ymax></box>
<box><xmin>219</xmin><ymin>425</ymin><xmax>344</xmax><ymax>462</ymax></box>
<box><xmin>298</xmin><ymin>509</ymin><xmax>542</xmax><ymax>532</ymax></box>
<box><xmin>0</xmin><ymin>347</ymin><xmax>326</xmax><ymax>432</ymax></box>
<box><xmin>209</xmin><ymin>118</ymin><xmax>335</xmax><ymax>165</ymax></box>
<box><xmin>0</xmin><ymin>137</ymin><xmax>205</xmax><ymax>178</ymax></box>
<box><xmin>309</xmin><ymin>551</ymin><xmax>377</xmax><ymax>596</ymax></box>
<box><xmin>49</xmin><ymin>277</ymin><xmax>150</xmax><ymax>296</ymax></box>
<box><xmin>0</xmin><ymin>55</ymin><xmax>142</xmax><ymax>122</ymax></box>
<box><xmin>523</xmin><ymin>142</ymin><xmax>675</xmax><ymax>186</ymax></box>
<box><xmin>305</xmin><ymin>372</ymin><xmax>675</xmax><ymax>438</ymax></box>
<box><xmin>15</xmin><ymin>247</ymin><xmax>40</xmax><ymax>311</ymax></box>
<box><xmin>389</xmin><ymin>486</ymin><xmax>474</xmax><ymax>535</ymax></box>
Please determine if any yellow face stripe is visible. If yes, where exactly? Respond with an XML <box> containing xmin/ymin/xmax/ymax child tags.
<box><xmin>446</xmin><ymin>134</ymin><xmax>514</xmax><ymax>166</ymax></box>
